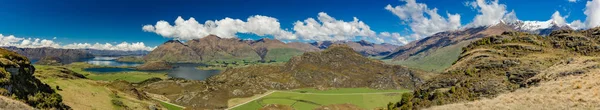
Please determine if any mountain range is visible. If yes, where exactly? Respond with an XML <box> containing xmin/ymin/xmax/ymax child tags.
<box><xmin>383</xmin><ymin>20</ymin><xmax>573</xmax><ymax>72</ymax></box>
<box><xmin>144</xmin><ymin>35</ymin><xmax>399</xmax><ymax>63</ymax></box>
<box><xmin>1</xmin><ymin>46</ymin><xmax>95</xmax><ymax>64</ymax></box>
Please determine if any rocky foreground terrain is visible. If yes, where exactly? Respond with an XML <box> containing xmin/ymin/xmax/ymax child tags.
<box><xmin>0</xmin><ymin>48</ymin><xmax>70</xmax><ymax>109</ymax></box>
<box><xmin>390</xmin><ymin>28</ymin><xmax>600</xmax><ymax>109</ymax></box>
<box><xmin>140</xmin><ymin>44</ymin><xmax>429</xmax><ymax>109</ymax></box>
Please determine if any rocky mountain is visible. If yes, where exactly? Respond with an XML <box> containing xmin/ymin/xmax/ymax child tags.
<box><xmin>391</xmin><ymin>28</ymin><xmax>600</xmax><ymax>109</ymax></box>
<box><xmin>0</xmin><ymin>48</ymin><xmax>70</xmax><ymax>109</ymax></box>
<box><xmin>1</xmin><ymin>46</ymin><xmax>94</xmax><ymax>64</ymax></box>
<box><xmin>144</xmin><ymin>40</ymin><xmax>200</xmax><ymax>62</ymax></box>
<box><xmin>311</xmin><ymin>40</ymin><xmax>399</xmax><ymax>56</ymax></box>
<box><xmin>145</xmin><ymin>35</ymin><xmax>319</xmax><ymax>63</ymax></box>
<box><xmin>141</xmin><ymin>44</ymin><xmax>430</xmax><ymax>109</ymax></box>
<box><xmin>506</xmin><ymin>20</ymin><xmax>574</xmax><ymax>35</ymax></box>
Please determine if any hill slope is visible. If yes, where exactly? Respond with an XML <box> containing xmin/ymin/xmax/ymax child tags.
<box><xmin>0</xmin><ymin>48</ymin><xmax>70</xmax><ymax>109</ymax></box>
<box><xmin>384</xmin><ymin>22</ymin><xmax>515</xmax><ymax>72</ymax></box>
<box><xmin>427</xmin><ymin>57</ymin><xmax>600</xmax><ymax>110</ymax></box>
<box><xmin>141</xmin><ymin>44</ymin><xmax>429</xmax><ymax>109</ymax></box>
<box><xmin>391</xmin><ymin>28</ymin><xmax>600</xmax><ymax>109</ymax></box>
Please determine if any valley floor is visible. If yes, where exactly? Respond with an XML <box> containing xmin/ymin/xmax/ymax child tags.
<box><xmin>229</xmin><ymin>88</ymin><xmax>410</xmax><ymax>110</ymax></box>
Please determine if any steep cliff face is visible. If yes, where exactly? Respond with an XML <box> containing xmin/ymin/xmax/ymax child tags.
<box><xmin>0</xmin><ymin>48</ymin><xmax>69</xmax><ymax>109</ymax></box>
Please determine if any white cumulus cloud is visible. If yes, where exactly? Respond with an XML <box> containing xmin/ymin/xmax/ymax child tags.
<box><xmin>293</xmin><ymin>12</ymin><xmax>377</xmax><ymax>41</ymax></box>
<box><xmin>551</xmin><ymin>11</ymin><xmax>568</xmax><ymax>26</ymax></box>
<box><xmin>63</xmin><ymin>42</ymin><xmax>155</xmax><ymax>51</ymax></box>
<box><xmin>143</xmin><ymin>16</ymin><xmax>296</xmax><ymax>40</ymax></box>
<box><xmin>378</xmin><ymin>32</ymin><xmax>409</xmax><ymax>45</ymax></box>
<box><xmin>385</xmin><ymin>0</ymin><xmax>461</xmax><ymax>39</ymax></box>
<box><xmin>584</xmin><ymin>0</ymin><xmax>600</xmax><ymax>28</ymax></box>
<box><xmin>143</xmin><ymin>12</ymin><xmax>410</xmax><ymax>45</ymax></box>
<box><xmin>0</xmin><ymin>34</ymin><xmax>155</xmax><ymax>51</ymax></box>
<box><xmin>465</xmin><ymin>0</ymin><xmax>508</xmax><ymax>27</ymax></box>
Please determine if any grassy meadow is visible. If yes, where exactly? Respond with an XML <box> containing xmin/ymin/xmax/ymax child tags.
<box><xmin>230</xmin><ymin>88</ymin><xmax>410</xmax><ymax>110</ymax></box>
<box><xmin>383</xmin><ymin>42</ymin><xmax>469</xmax><ymax>72</ymax></box>
<box><xmin>57</xmin><ymin>62</ymin><xmax>168</xmax><ymax>83</ymax></box>
<box><xmin>33</xmin><ymin>65</ymin><xmax>162</xmax><ymax>110</ymax></box>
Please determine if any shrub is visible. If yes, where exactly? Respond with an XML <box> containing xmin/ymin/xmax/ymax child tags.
<box><xmin>111</xmin><ymin>99</ymin><xmax>126</xmax><ymax>107</ymax></box>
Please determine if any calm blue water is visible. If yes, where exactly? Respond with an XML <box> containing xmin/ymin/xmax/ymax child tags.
<box><xmin>84</xmin><ymin>68</ymin><xmax>135</xmax><ymax>72</ymax></box>
<box><xmin>83</xmin><ymin>58</ymin><xmax>221</xmax><ymax>80</ymax></box>
<box><xmin>85</xmin><ymin>57</ymin><xmax>142</xmax><ymax>66</ymax></box>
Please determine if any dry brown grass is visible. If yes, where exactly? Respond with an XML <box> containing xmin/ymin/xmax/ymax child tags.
<box><xmin>427</xmin><ymin>57</ymin><xmax>600</xmax><ymax>110</ymax></box>
<box><xmin>0</xmin><ymin>95</ymin><xmax>34</xmax><ymax>110</ymax></box>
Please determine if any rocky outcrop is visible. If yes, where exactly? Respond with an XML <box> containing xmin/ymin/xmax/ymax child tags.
<box><xmin>392</xmin><ymin>28</ymin><xmax>600</xmax><ymax>109</ymax></box>
<box><xmin>136</xmin><ymin>60</ymin><xmax>172</xmax><ymax>71</ymax></box>
<box><xmin>1</xmin><ymin>46</ymin><xmax>93</xmax><ymax>64</ymax></box>
<box><xmin>0</xmin><ymin>48</ymin><xmax>70</xmax><ymax>109</ymax></box>
<box><xmin>141</xmin><ymin>44</ymin><xmax>429</xmax><ymax>109</ymax></box>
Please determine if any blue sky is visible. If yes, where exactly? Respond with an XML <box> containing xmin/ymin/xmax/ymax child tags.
<box><xmin>0</xmin><ymin>0</ymin><xmax>597</xmax><ymax>50</ymax></box>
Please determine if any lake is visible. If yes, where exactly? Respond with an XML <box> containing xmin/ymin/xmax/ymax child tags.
<box><xmin>83</xmin><ymin>57</ymin><xmax>221</xmax><ymax>80</ymax></box>
<box><xmin>85</xmin><ymin>57</ymin><xmax>142</xmax><ymax>66</ymax></box>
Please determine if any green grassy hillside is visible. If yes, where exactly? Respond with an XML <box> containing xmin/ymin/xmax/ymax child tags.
<box><xmin>265</xmin><ymin>48</ymin><xmax>305</xmax><ymax>62</ymax></box>
<box><xmin>384</xmin><ymin>42</ymin><xmax>469</xmax><ymax>72</ymax></box>
<box><xmin>231</xmin><ymin>88</ymin><xmax>410</xmax><ymax>110</ymax></box>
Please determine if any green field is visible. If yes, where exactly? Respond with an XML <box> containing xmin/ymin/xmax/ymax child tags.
<box><xmin>265</xmin><ymin>48</ymin><xmax>305</xmax><ymax>62</ymax></box>
<box><xmin>231</xmin><ymin>88</ymin><xmax>410</xmax><ymax>110</ymax></box>
<box><xmin>36</xmin><ymin>62</ymin><xmax>167</xmax><ymax>83</ymax></box>
<box><xmin>158</xmin><ymin>100</ymin><xmax>184</xmax><ymax>110</ymax></box>
<box><xmin>384</xmin><ymin>42</ymin><xmax>469</xmax><ymax>72</ymax></box>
